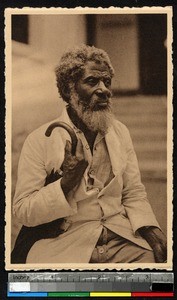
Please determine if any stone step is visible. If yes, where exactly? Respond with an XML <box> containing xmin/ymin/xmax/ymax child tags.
<box><xmin>136</xmin><ymin>149</ymin><xmax>166</xmax><ymax>161</ymax></box>
<box><xmin>129</xmin><ymin>127</ymin><xmax>166</xmax><ymax>141</ymax></box>
<box><xmin>112</xmin><ymin>95</ymin><xmax>167</xmax><ymax>112</ymax></box>
<box><xmin>112</xmin><ymin>96</ymin><xmax>167</xmax><ymax>179</ymax></box>
<box><xmin>117</xmin><ymin>115</ymin><xmax>166</xmax><ymax>128</ymax></box>
<box><xmin>114</xmin><ymin>105</ymin><xmax>166</xmax><ymax>116</ymax></box>
<box><xmin>133</xmin><ymin>139</ymin><xmax>166</xmax><ymax>152</ymax></box>
<box><xmin>139</xmin><ymin>159</ymin><xmax>166</xmax><ymax>177</ymax></box>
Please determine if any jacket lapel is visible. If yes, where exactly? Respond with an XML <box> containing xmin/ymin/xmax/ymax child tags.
<box><xmin>105</xmin><ymin>124</ymin><xmax>126</xmax><ymax>176</ymax></box>
<box><xmin>54</xmin><ymin>108</ymin><xmax>126</xmax><ymax>177</ymax></box>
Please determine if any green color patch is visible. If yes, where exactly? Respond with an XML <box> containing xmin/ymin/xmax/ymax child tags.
<box><xmin>48</xmin><ymin>292</ymin><xmax>90</xmax><ymax>297</ymax></box>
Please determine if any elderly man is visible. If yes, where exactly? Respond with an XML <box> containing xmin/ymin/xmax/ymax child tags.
<box><xmin>12</xmin><ymin>45</ymin><xmax>167</xmax><ymax>264</ymax></box>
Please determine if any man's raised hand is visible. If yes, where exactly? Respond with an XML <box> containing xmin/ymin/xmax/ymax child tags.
<box><xmin>61</xmin><ymin>140</ymin><xmax>88</xmax><ymax>196</ymax></box>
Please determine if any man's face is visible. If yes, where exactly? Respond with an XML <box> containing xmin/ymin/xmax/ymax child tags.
<box><xmin>69</xmin><ymin>61</ymin><xmax>114</xmax><ymax>134</ymax></box>
<box><xmin>75</xmin><ymin>61</ymin><xmax>112</xmax><ymax>111</ymax></box>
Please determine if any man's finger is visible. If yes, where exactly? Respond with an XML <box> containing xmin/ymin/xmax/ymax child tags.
<box><xmin>79</xmin><ymin>159</ymin><xmax>88</xmax><ymax>168</ymax></box>
<box><xmin>75</xmin><ymin>139</ymin><xmax>85</xmax><ymax>160</ymax></box>
<box><xmin>64</xmin><ymin>140</ymin><xmax>72</xmax><ymax>155</ymax></box>
<box><xmin>76</xmin><ymin>159</ymin><xmax>89</xmax><ymax>174</ymax></box>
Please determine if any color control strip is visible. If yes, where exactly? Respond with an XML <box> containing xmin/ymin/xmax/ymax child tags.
<box><xmin>8</xmin><ymin>292</ymin><xmax>174</xmax><ymax>297</ymax></box>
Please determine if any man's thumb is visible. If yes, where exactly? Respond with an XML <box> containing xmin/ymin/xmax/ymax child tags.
<box><xmin>65</xmin><ymin>140</ymin><xmax>72</xmax><ymax>154</ymax></box>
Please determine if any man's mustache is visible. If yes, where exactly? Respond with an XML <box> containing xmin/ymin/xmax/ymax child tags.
<box><xmin>93</xmin><ymin>97</ymin><xmax>111</xmax><ymax>110</ymax></box>
<box><xmin>79</xmin><ymin>95</ymin><xmax>112</xmax><ymax>112</ymax></box>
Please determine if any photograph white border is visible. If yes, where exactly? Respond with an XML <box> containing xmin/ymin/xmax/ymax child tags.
<box><xmin>5</xmin><ymin>6</ymin><xmax>173</xmax><ymax>270</ymax></box>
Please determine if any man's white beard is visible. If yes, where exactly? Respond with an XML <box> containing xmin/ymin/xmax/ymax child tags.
<box><xmin>69</xmin><ymin>89</ymin><xmax>114</xmax><ymax>134</ymax></box>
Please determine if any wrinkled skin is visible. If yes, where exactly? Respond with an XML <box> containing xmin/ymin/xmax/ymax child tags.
<box><xmin>61</xmin><ymin>140</ymin><xmax>88</xmax><ymax>196</ymax></box>
<box><xmin>75</xmin><ymin>61</ymin><xmax>112</xmax><ymax>111</ymax></box>
<box><xmin>138</xmin><ymin>226</ymin><xmax>167</xmax><ymax>262</ymax></box>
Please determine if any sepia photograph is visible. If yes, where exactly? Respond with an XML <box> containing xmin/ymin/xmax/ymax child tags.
<box><xmin>5</xmin><ymin>7</ymin><xmax>173</xmax><ymax>270</ymax></box>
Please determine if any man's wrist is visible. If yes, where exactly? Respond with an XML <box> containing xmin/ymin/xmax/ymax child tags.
<box><xmin>60</xmin><ymin>178</ymin><xmax>70</xmax><ymax>197</ymax></box>
<box><xmin>138</xmin><ymin>226</ymin><xmax>160</xmax><ymax>241</ymax></box>
<box><xmin>138</xmin><ymin>226</ymin><xmax>157</xmax><ymax>234</ymax></box>
<box><xmin>138</xmin><ymin>226</ymin><xmax>165</xmax><ymax>248</ymax></box>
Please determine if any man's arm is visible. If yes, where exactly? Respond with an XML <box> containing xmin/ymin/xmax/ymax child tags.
<box><xmin>13</xmin><ymin>131</ymin><xmax>87</xmax><ymax>227</ymax></box>
<box><xmin>121</xmin><ymin>125</ymin><xmax>167</xmax><ymax>262</ymax></box>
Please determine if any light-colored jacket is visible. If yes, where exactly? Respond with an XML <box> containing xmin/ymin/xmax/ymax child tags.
<box><xmin>13</xmin><ymin>108</ymin><xmax>160</xmax><ymax>262</ymax></box>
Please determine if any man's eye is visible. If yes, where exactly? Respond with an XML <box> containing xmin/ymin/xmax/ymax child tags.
<box><xmin>104</xmin><ymin>79</ymin><xmax>111</xmax><ymax>87</ymax></box>
<box><xmin>87</xmin><ymin>78</ymin><xmax>98</xmax><ymax>85</ymax></box>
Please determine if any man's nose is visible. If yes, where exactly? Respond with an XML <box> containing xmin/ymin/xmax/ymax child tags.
<box><xmin>95</xmin><ymin>81</ymin><xmax>111</xmax><ymax>98</ymax></box>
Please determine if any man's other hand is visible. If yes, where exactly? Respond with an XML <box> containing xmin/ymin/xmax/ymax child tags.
<box><xmin>138</xmin><ymin>226</ymin><xmax>167</xmax><ymax>263</ymax></box>
<box><xmin>61</xmin><ymin>139</ymin><xmax>88</xmax><ymax>196</ymax></box>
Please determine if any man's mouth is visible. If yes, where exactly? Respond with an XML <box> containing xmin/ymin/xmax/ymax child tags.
<box><xmin>93</xmin><ymin>100</ymin><xmax>109</xmax><ymax>110</ymax></box>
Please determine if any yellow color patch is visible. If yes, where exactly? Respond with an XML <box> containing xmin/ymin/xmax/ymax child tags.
<box><xmin>90</xmin><ymin>292</ymin><xmax>131</xmax><ymax>297</ymax></box>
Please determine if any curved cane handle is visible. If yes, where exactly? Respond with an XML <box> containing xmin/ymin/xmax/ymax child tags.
<box><xmin>45</xmin><ymin>121</ymin><xmax>78</xmax><ymax>156</ymax></box>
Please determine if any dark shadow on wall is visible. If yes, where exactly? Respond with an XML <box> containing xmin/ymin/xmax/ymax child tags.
<box><xmin>12</xmin><ymin>15</ymin><xmax>29</xmax><ymax>44</ymax></box>
<box><xmin>138</xmin><ymin>14</ymin><xmax>167</xmax><ymax>95</ymax></box>
<box><xmin>87</xmin><ymin>14</ymin><xmax>167</xmax><ymax>96</ymax></box>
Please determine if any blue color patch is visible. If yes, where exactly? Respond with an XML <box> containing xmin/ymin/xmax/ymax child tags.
<box><xmin>8</xmin><ymin>292</ymin><xmax>48</xmax><ymax>297</ymax></box>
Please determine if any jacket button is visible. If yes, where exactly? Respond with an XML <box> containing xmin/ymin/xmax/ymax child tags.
<box><xmin>101</xmin><ymin>217</ymin><xmax>106</xmax><ymax>223</ymax></box>
<box><xmin>98</xmin><ymin>247</ymin><xmax>104</xmax><ymax>254</ymax></box>
<box><xmin>90</xmin><ymin>169</ymin><xmax>95</xmax><ymax>175</ymax></box>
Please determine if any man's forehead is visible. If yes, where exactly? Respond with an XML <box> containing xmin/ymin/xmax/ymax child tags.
<box><xmin>83</xmin><ymin>61</ymin><xmax>111</xmax><ymax>78</ymax></box>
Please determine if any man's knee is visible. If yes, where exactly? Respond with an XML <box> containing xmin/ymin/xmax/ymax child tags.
<box><xmin>135</xmin><ymin>249</ymin><xmax>155</xmax><ymax>263</ymax></box>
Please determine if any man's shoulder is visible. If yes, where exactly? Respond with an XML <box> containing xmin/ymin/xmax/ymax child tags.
<box><xmin>112</xmin><ymin>119</ymin><xmax>130</xmax><ymax>135</ymax></box>
<box><xmin>26</xmin><ymin>117</ymin><xmax>61</xmax><ymax>144</ymax></box>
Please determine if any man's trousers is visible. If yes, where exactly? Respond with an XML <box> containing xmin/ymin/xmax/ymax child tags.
<box><xmin>89</xmin><ymin>227</ymin><xmax>155</xmax><ymax>263</ymax></box>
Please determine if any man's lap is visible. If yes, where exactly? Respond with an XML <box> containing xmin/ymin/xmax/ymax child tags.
<box><xmin>89</xmin><ymin>227</ymin><xmax>155</xmax><ymax>263</ymax></box>
<box><xmin>26</xmin><ymin>226</ymin><xmax>154</xmax><ymax>263</ymax></box>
